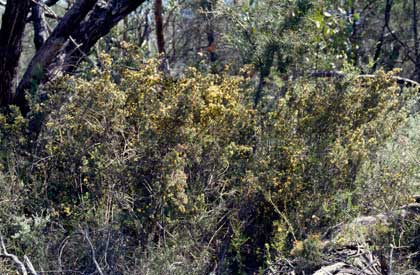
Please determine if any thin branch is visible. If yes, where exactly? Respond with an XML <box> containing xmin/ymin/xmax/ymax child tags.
<box><xmin>386</xmin><ymin>25</ymin><xmax>417</xmax><ymax>64</ymax></box>
<box><xmin>32</xmin><ymin>0</ymin><xmax>61</xmax><ymax>19</ymax></box>
<box><xmin>15</xmin><ymin>0</ymin><xmax>98</xmax><ymax>114</ymax></box>
<box><xmin>371</xmin><ymin>0</ymin><xmax>393</xmax><ymax>71</ymax></box>
<box><xmin>0</xmin><ymin>236</ymin><xmax>28</xmax><ymax>275</ymax></box>
<box><xmin>310</xmin><ymin>70</ymin><xmax>420</xmax><ymax>87</ymax></box>
<box><xmin>23</xmin><ymin>255</ymin><xmax>38</xmax><ymax>275</ymax></box>
<box><xmin>83</xmin><ymin>230</ymin><xmax>104</xmax><ymax>275</ymax></box>
<box><xmin>68</xmin><ymin>35</ymin><xmax>97</xmax><ymax>69</ymax></box>
<box><xmin>0</xmin><ymin>0</ymin><xmax>6</xmax><ymax>7</ymax></box>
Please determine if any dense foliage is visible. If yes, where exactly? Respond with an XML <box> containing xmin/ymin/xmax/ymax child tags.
<box><xmin>0</xmin><ymin>51</ymin><xmax>418</xmax><ymax>273</ymax></box>
<box><xmin>0</xmin><ymin>0</ymin><xmax>419</xmax><ymax>274</ymax></box>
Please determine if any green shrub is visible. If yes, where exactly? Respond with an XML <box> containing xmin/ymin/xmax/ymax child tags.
<box><xmin>0</xmin><ymin>53</ymin><xmax>417</xmax><ymax>273</ymax></box>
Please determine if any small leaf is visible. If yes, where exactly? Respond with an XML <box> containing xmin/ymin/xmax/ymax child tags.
<box><xmin>338</xmin><ymin>7</ymin><xmax>346</xmax><ymax>15</ymax></box>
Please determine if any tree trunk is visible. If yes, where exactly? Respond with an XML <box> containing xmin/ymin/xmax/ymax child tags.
<box><xmin>61</xmin><ymin>0</ymin><xmax>146</xmax><ymax>73</ymax></box>
<box><xmin>154</xmin><ymin>0</ymin><xmax>166</xmax><ymax>55</ymax></box>
<box><xmin>0</xmin><ymin>0</ymin><xmax>31</xmax><ymax>107</ymax></box>
<box><xmin>1</xmin><ymin>0</ymin><xmax>145</xmax><ymax>116</ymax></box>
<box><xmin>372</xmin><ymin>0</ymin><xmax>393</xmax><ymax>72</ymax></box>
<box><xmin>413</xmin><ymin>0</ymin><xmax>420</xmax><ymax>81</ymax></box>
<box><xmin>203</xmin><ymin>0</ymin><xmax>217</xmax><ymax>62</ymax></box>
<box><xmin>32</xmin><ymin>2</ymin><xmax>49</xmax><ymax>51</ymax></box>
<box><xmin>15</xmin><ymin>0</ymin><xmax>98</xmax><ymax>114</ymax></box>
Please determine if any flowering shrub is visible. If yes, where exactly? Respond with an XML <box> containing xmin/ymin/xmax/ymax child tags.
<box><xmin>0</xmin><ymin>55</ymin><xmax>417</xmax><ymax>273</ymax></box>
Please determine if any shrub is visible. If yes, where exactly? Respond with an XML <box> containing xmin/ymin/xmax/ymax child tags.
<box><xmin>0</xmin><ymin>53</ymin><xmax>417</xmax><ymax>273</ymax></box>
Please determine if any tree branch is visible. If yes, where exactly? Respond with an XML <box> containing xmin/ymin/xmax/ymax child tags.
<box><xmin>0</xmin><ymin>236</ymin><xmax>28</xmax><ymax>275</ymax></box>
<box><xmin>31</xmin><ymin>1</ymin><xmax>49</xmax><ymax>50</ymax></box>
<box><xmin>83</xmin><ymin>230</ymin><xmax>104</xmax><ymax>275</ymax></box>
<box><xmin>15</xmin><ymin>0</ymin><xmax>98</xmax><ymax>114</ymax></box>
<box><xmin>154</xmin><ymin>0</ymin><xmax>166</xmax><ymax>55</ymax></box>
<box><xmin>62</xmin><ymin>0</ymin><xmax>146</xmax><ymax>72</ymax></box>
<box><xmin>372</xmin><ymin>0</ymin><xmax>393</xmax><ymax>71</ymax></box>
<box><xmin>310</xmin><ymin>70</ymin><xmax>420</xmax><ymax>87</ymax></box>
<box><xmin>385</xmin><ymin>25</ymin><xmax>416</xmax><ymax>64</ymax></box>
<box><xmin>23</xmin><ymin>255</ymin><xmax>38</xmax><ymax>275</ymax></box>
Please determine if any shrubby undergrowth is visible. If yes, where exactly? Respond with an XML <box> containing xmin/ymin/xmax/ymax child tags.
<box><xmin>0</xmin><ymin>55</ymin><xmax>418</xmax><ymax>274</ymax></box>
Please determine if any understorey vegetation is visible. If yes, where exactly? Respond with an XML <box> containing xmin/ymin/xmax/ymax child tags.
<box><xmin>0</xmin><ymin>0</ymin><xmax>419</xmax><ymax>274</ymax></box>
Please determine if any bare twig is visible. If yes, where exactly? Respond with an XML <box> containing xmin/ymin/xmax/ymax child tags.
<box><xmin>385</xmin><ymin>25</ymin><xmax>416</xmax><ymax>64</ymax></box>
<box><xmin>24</xmin><ymin>255</ymin><xmax>38</xmax><ymax>275</ymax></box>
<box><xmin>310</xmin><ymin>70</ymin><xmax>420</xmax><ymax>87</ymax></box>
<box><xmin>68</xmin><ymin>36</ymin><xmax>97</xmax><ymax>69</ymax></box>
<box><xmin>265</xmin><ymin>193</ymin><xmax>297</xmax><ymax>241</ymax></box>
<box><xmin>389</xmin><ymin>244</ymin><xmax>394</xmax><ymax>275</ymax></box>
<box><xmin>58</xmin><ymin>236</ymin><xmax>69</xmax><ymax>271</ymax></box>
<box><xmin>83</xmin><ymin>230</ymin><xmax>104</xmax><ymax>275</ymax></box>
<box><xmin>31</xmin><ymin>0</ymin><xmax>61</xmax><ymax>20</ymax></box>
<box><xmin>0</xmin><ymin>236</ymin><xmax>28</xmax><ymax>275</ymax></box>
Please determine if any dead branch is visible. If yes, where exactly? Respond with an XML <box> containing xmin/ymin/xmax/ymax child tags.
<box><xmin>0</xmin><ymin>236</ymin><xmax>28</xmax><ymax>275</ymax></box>
<box><xmin>23</xmin><ymin>255</ymin><xmax>38</xmax><ymax>275</ymax></box>
<box><xmin>310</xmin><ymin>70</ymin><xmax>420</xmax><ymax>87</ymax></box>
<box><xmin>83</xmin><ymin>230</ymin><xmax>104</xmax><ymax>275</ymax></box>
